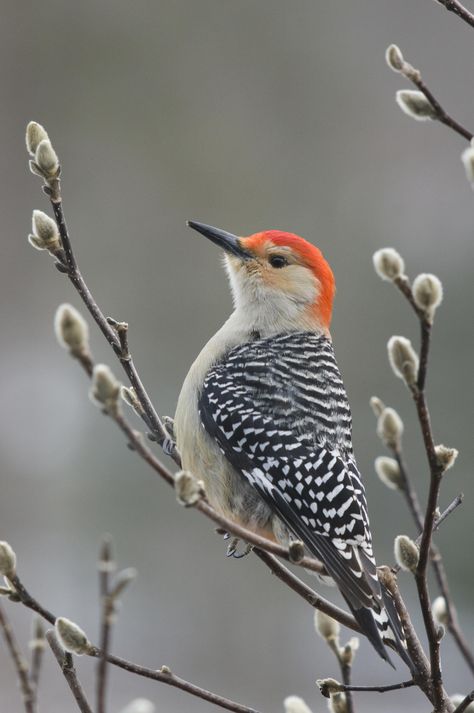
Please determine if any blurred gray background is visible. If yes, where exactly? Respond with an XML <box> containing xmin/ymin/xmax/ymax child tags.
<box><xmin>0</xmin><ymin>1</ymin><xmax>472</xmax><ymax>711</ymax></box>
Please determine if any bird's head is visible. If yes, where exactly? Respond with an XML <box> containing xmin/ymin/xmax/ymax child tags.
<box><xmin>187</xmin><ymin>221</ymin><xmax>335</xmax><ymax>334</ymax></box>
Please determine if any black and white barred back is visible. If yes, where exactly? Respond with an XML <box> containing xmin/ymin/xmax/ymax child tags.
<box><xmin>198</xmin><ymin>331</ymin><xmax>411</xmax><ymax>667</ymax></box>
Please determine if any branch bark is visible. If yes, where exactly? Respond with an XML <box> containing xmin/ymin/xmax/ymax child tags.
<box><xmin>0</xmin><ymin>602</ymin><xmax>35</xmax><ymax>713</ymax></box>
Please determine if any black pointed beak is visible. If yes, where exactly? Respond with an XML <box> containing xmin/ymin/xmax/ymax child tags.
<box><xmin>187</xmin><ymin>221</ymin><xmax>251</xmax><ymax>260</ymax></box>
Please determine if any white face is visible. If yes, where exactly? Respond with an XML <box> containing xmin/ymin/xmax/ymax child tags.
<box><xmin>224</xmin><ymin>244</ymin><xmax>324</xmax><ymax>335</ymax></box>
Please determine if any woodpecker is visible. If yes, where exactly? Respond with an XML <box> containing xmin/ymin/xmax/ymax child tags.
<box><xmin>175</xmin><ymin>221</ymin><xmax>411</xmax><ymax>668</ymax></box>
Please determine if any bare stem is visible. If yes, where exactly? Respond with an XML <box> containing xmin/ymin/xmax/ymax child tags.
<box><xmin>0</xmin><ymin>602</ymin><xmax>35</xmax><ymax>713</ymax></box>
<box><xmin>333</xmin><ymin>679</ymin><xmax>415</xmax><ymax>694</ymax></box>
<box><xmin>29</xmin><ymin>616</ymin><xmax>45</xmax><ymax>707</ymax></box>
<box><xmin>434</xmin><ymin>0</ymin><xmax>474</xmax><ymax>29</ymax></box>
<box><xmin>46</xmin><ymin>630</ymin><xmax>94</xmax><ymax>713</ymax></box>
<box><xmin>97</xmin><ymin>537</ymin><xmax>114</xmax><ymax>713</ymax></box>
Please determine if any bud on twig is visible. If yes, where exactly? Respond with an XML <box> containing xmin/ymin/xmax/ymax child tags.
<box><xmin>55</xmin><ymin>617</ymin><xmax>92</xmax><ymax>655</ymax></box>
<box><xmin>385</xmin><ymin>44</ymin><xmax>404</xmax><ymax>72</ymax></box>
<box><xmin>339</xmin><ymin>637</ymin><xmax>359</xmax><ymax>666</ymax></box>
<box><xmin>387</xmin><ymin>336</ymin><xmax>419</xmax><ymax>388</ymax></box>
<box><xmin>377</xmin><ymin>407</ymin><xmax>403</xmax><ymax>449</ymax></box>
<box><xmin>284</xmin><ymin>696</ymin><xmax>313</xmax><ymax>713</ymax></box>
<box><xmin>34</xmin><ymin>139</ymin><xmax>59</xmax><ymax>178</ymax></box>
<box><xmin>120</xmin><ymin>700</ymin><xmax>155</xmax><ymax>713</ymax></box>
<box><xmin>315</xmin><ymin>610</ymin><xmax>340</xmax><ymax>643</ymax></box>
<box><xmin>374</xmin><ymin>456</ymin><xmax>403</xmax><ymax>490</ymax></box>
<box><xmin>396</xmin><ymin>90</ymin><xmax>437</xmax><ymax>121</ymax></box>
<box><xmin>434</xmin><ymin>444</ymin><xmax>459</xmax><ymax>472</ymax></box>
<box><xmin>174</xmin><ymin>470</ymin><xmax>204</xmax><ymax>506</ymax></box>
<box><xmin>432</xmin><ymin>596</ymin><xmax>449</xmax><ymax>626</ymax></box>
<box><xmin>372</xmin><ymin>248</ymin><xmax>405</xmax><ymax>282</ymax></box>
<box><xmin>29</xmin><ymin>210</ymin><xmax>61</xmax><ymax>253</ymax></box>
<box><xmin>110</xmin><ymin>568</ymin><xmax>137</xmax><ymax>600</ymax></box>
<box><xmin>394</xmin><ymin>535</ymin><xmax>419</xmax><ymax>573</ymax></box>
<box><xmin>461</xmin><ymin>143</ymin><xmax>474</xmax><ymax>187</ymax></box>
<box><xmin>369</xmin><ymin>395</ymin><xmax>385</xmax><ymax>418</ymax></box>
<box><xmin>412</xmin><ymin>273</ymin><xmax>443</xmax><ymax>321</ymax></box>
<box><xmin>54</xmin><ymin>304</ymin><xmax>90</xmax><ymax>357</ymax></box>
<box><xmin>288</xmin><ymin>540</ymin><xmax>305</xmax><ymax>563</ymax></box>
<box><xmin>0</xmin><ymin>541</ymin><xmax>16</xmax><ymax>578</ymax></box>
<box><xmin>121</xmin><ymin>386</ymin><xmax>145</xmax><ymax>416</ymax></box>
<box><xmin>317</xmin><ymin>678</ymin><xmax>342</xmax><ymax>697</ymax></box>
<box><xmin>328</xmin><ymin>692</ymin><xmax>348</xmax><ymax>713</ymax></box>
<box><xmin>90</xmin><ymin>364</ymin><xmax>121</xmax><ymax>414</ymax></box>
<box><xmin>26</xmin><ymin>122</ymin><xmax>49</xmax><ymax>156</ymax></box>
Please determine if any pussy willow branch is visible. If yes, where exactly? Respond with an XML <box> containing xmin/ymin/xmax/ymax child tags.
<box><xmin>434</xmin><ymin>0</ymin><xmax>474</xmax><ymax>29</ymax></box>
<box><xmin>325</xmin><ymin>638</ymin><xmax>354</xmax><ymax>713</ymax></box>
<box><xmin>6</xmin><ymin>576</ymin><xmax>261</xmax><ymax>713</ymax></box>
<box><xmin>0</xmin><ymin>602</ymin><xmax>35</xmax><ymax>713</ymax></box>
<box><xmin>397</xmin><ymin>61</ymin><xmax>473</xmax><ymax>141</ymax></box>
<box><xmin>453</xmin><ymin>691</ymin><xmax>474</xmax><ymax>713</ymax></box>
<box><xmin>97</xmin><ymin>538</ymin><xmax>113</xmax><ymax>713</ymax></box>
<box><xmin>46</xmin><ymin>631</ymin><xmax>93</xmax><ymax>713</ymax></box>
<box><xmin>394</xmin><ymin>276</ymin><xmax>474</xmax><ymax>675</ymax></box>
<box><xmin>321</xmin><ymin>679</ymin><xmax>415</xmax><ymax>695</ymax></box>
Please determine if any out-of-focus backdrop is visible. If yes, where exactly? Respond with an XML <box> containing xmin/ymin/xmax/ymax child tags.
<box><xmin>1</xmin><ymin>2</ymin><xmax>472</xmax><ymax>711</ymax></box>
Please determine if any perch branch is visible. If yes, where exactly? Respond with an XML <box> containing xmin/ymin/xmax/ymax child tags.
<box><xmin>45</xmin><ymin>630</ymin><xmax>94</xmax><ymax>713</ymax></box>
<box><xmin>0</xmin><ymin>602</ymin><xmax>35</xmax><ymax>713</ymax></box>
<box><xmin>453</xmin><ymin>692</ymin><xmax>474</xmax><ymax>713</ymax></box>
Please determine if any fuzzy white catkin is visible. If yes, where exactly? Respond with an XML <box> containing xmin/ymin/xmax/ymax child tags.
<box><xmin>328</xmin><ymin>692</ymin><xmax>348</xmax><ymax>713</ymax></box>
<box><xmin>412</xmin><ymin>273</ymin><xmax>443</xmax><ymax>319</ymax></box>
<box><xmin>315</xmin><ymin>610</ymin><xmax>340</xmax><ymax>641</ymax></box>
<box><xmin>120</xmin><ymin>700</ymin><xmax>155</xmax><ymax>713</ymax></box>
<box><xmin>0</xmin><ymin>541</ymin><xmax>16</xmax><ymax>578</ymax></box>
<box><xmin>374</xmin><ymin>456</ymin><xmax>402</xmax><ymax>490</ymax></box>
<box><xmin>461</xmin><ymin>146</ymin><xmax>474</xmax><ymax>185</ymax></box>
<box><xmin>31</xmin><ymin>210</ymin><xmax>59</xmax><ymax>248</ymax></box>
<box><xmin>385</xmin><ymin>44</ymin><xmax>404</xmax><ymax>72</ymax></box>
<box><xmin>35</xmin><ymin>139</ymin><xmax>59</xmax><ymax>176</ymax></box>
<box><xmin>432</xmin><ymin>596</ymin><xmax>449</xmax><ymax>626</ymax></box>
<box><xmin>55</xmin><ymin>617</ymin><xmax>90</xmax><ymax>655</ymax></box>
<box><xmin>284</xmin><ymin>696</ymin><xmax>313</xmax><ymax>713</ymax></box>
<box><xmin>394</xmin><ymin>535</ymin><xmax>419</xmax><ymax>573</ymax></box>
<box><xmin>174</xmin><ymin>471</ymin><xmax>203</xmax><ymax>506</ymax></box>
<box><xmin>377</xmin><ymin>407</ymin><xmax>404</xmax><ymax>449</ymax></box>
<box><xmin>26</xmin><ymin>121</ymin><xmax>49</xmax><ymax>155</ymax></box>
<box><xmin>90</xmin><ymin>364</ymin><xmax>120</xmax><ymax>409</ymax></box>
<box><xmin>54</xmin><ymin>304</ymin><xmax>89</xmax><ymax>353</ymax></box>
<box><xmin>387</xmin><ymin>336</ymin><xmax>419</xmax><ymax>387</ymax></box>
<box><xmin>372</xmin><ymin>248</ymin><xmax>405</xmax><ymax>281</ymax></box>
<box><xmin>396</xmin><ymin>90</ymin><xmax>437</xmax><ymax>121</ymax></box>
<box><xmin>434</xmin><ymin>444</ymin><xmax>458</xmax><ymax>472</ymax></box>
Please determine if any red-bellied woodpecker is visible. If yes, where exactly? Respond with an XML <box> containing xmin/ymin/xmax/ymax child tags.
<box><xmin>175</xmin><ymin>221</ymin><xmax>412</xmax><ymax>668</ymax></box>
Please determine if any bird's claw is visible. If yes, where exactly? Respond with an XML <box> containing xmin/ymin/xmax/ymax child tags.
<box><xmin>226</xmin><ymin>537</ymin><xmax>253</xmax><ymax>559</ymax></box>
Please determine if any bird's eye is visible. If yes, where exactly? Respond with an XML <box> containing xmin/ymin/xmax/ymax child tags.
<box><xmin>268</xmin><ymin>255</ymin><xmax>288</xmax><ymax>269</ymax></box>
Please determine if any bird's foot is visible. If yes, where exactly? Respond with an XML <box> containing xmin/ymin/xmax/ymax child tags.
<box><xmin>226</xmin><ymin>537</ymin><xmax>253</xmax><ymax>559</ymax></box>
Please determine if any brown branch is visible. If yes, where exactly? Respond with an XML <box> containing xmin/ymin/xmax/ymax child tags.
<box><xmin>97</xmin><ymin>537</ymin><xmax>114</xmax><ymax>713</ymax></box>
<box><xmin>29</xmin><ymin>616</ymin><xmax>45</xmax><ymax>707</ymax></box>
<box><xmin>0</xmin><ymin>602</ymin><xmax>35</xmax><ymax>713</ymax></box>
<box><xmin>434</xmin><ymin>0</ymin><xmax>474</xmax><ymax>29</ymax></box>
<box><xmin>329</xmin><ymin>679</ymin><xmax>415</xmax><ymax>694</ymax></box>
<box><xmin>12</xmin><ymin>575</ymin><xmax>262</xmax><ymax>713</ymax></box>
<box><xmin>46</xmin><ymin>630</ymin><xmax>94</xmax><ymax>713</ymax></box>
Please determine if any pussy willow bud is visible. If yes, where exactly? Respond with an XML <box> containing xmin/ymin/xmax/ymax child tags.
<box><xmin>174</xmin><ymin>470</ymin><xmax>204</xmax><ymax>506</ymax></box>
<box><xmin>35</xmin><ymin>139</ymin><xmax>59</xmax><ymax>178</ymax></box>
<box><xmin>432</xmin><ymin>596</ymin><xmax>449</xmax><ymax>626</ymax></box>
<box><xmin>284</xmin><ymin>696</ymin><xmax>313</xmax><ymax>713</ymax></box>
<box><xmin>461</xmin><ymin>145</ymin><xmax>474</xmax><ymax>186</ymax></box>
<box><xmin>315</xmin><ymin>610</ymin><xmax>340</xmax><ymax>642</ymax></box>
<box><xmin>288</xmin><ymin>540</ymin><xmax>305</xmax><ymax>563</ymax></box>
<box><xmin>377</xmin><ymin>407</ymin><xmax>403</xmax><ymax>449</ymax></box>
<box><xmin>110</xmin><ymin>568</ymin><xmax>137</xmax><ymax>599</ymax></box>
<box><xmin>328</xmin><ymin>692</ymin><xmax>348</xmax><ymax>713</ymax></box>
<box><xmin>387</xmin><ymin>336</ymin><xmax>419</xmax><ymax>387</ymax></box>
<box><xmin>385</xmin><ymin>44</ymin><xmax>404</xmax><ymax>72</ymax></box>
<box><xmin>120</xmin><ymin>386</ymin><xmax>144</xmax><ymax>416</ymax></box>
<box><xmin>30</xmin><ymin>210</ymin><xmax>61</xmax><ymax>252</ymax></box>
<box><xmin>374</xmin><ymin>456</ymin><xmax>403</xmax><ymax>490</ymax></box>
<box><xmin>317</xmin><ymin>678</ymin><xmax>342</xmax><ymax>697</ymax></box>
<box><xmin>55</xmin><ymin>617</ymin><xmax>91</xmax><ymax>655</ymax></box>
<box><xmin>434</xmin><ymin>444</ymin><xmax>459</xmax><ymax>472</ymax></box>
<box><xmin>396</xmin><ymin>90</ymin><xmax>437</xmax><ymax>121</ymax></box>
<box><xmin>394</xmin><ymin>535</ymin><xmax>419</xmax><ymax>573</ymax></box>
<box><xmin>369</xmin><ymin>396</ymin><xmax>385</xmax><ymax>418</ymax></box>
<box><xmin>412</xmin><ymin>273</ymin><xmax>443</xmax><ymax>321</ymax></box>
<box><xmin>120</xmin><ymin>700</ymin><xmax>155</xmax><ymax>713</ymax></box>
<box><xmin>372</xmin><ymin>248</ymin><xmax>405</xmax><ymax>282</ymax></box>
<box><xmin>26</xmin><ymin>121</ymin><xmax>49</xmax><ymax>156</ymax></box>
<box><xmin>0</xmin><ymin>542</ymin><xmax>17</xmax><ymax>578</ymax></box>
<box><xmin>54</xmin><ymin>304</ymin><xmax>89</xmax><ymax>356</ymax></box>
<box><xmin>339</xmin><ymin>636</ymin><xmax>359</xmax><ymax>666</ymax></box>
<box><xmin>29</xmin><ymin>616</ymin><xmax>46</xmax><ymax>651</ymax></box>
<box><xmin>90</xmin><ymin>364</ymin><xmax>121</xmax><ymax>413</ymax></box>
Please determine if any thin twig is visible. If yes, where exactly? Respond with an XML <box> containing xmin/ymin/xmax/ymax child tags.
<box><xmin>434</xmin><ymin>0</ymin><xmax>474</xmax><ymax>29</ymax></box>
<box><xmin>326</xmin><ymin>638</ymin><xmax>355</xmax><ymax>713</ymax></box>
<box><xmin>97</xmin><ymin>536</ymin><xmax>114</xmax><ymax>713</ymax></box>
<box><xmin>333</xmin><ymin>679</ymin><xmax>415</xmax><ymax>694</ymax></box>
<box><xmin>453</xmin><ymin>691</ymin><xmax>474</xmax><ymax>713</ymax></box>
<box><xmin>46</xmin><ymin>630</ymin><xmax>94</xmax><ymax>713</ymax></box>
<box><xmin>0</xmin><ymin>602</ymin><xmax>35</xmax><ymax>713</ymax></box>
<box><xmin>29</xmin><ymin>616</ymin><xmax>45</xmax><ymax>706</ymax></box>
<box><xmin>13</xmin><ymin>575</ymin><xmax>262</xmax><ymax>713</ymax></box>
